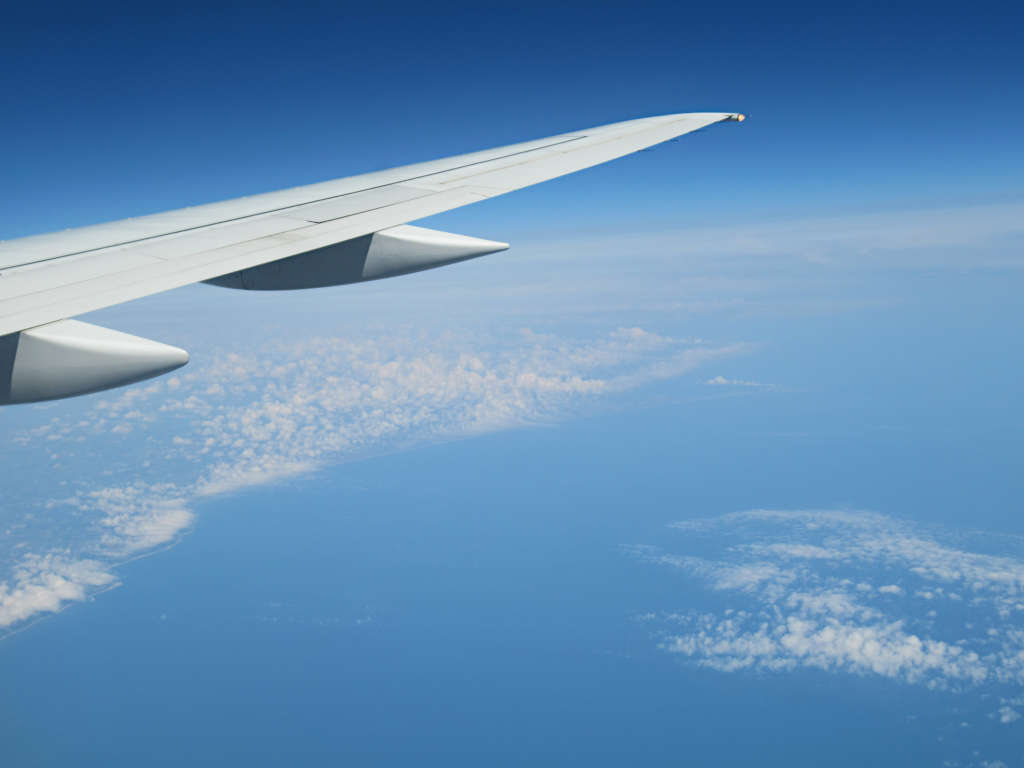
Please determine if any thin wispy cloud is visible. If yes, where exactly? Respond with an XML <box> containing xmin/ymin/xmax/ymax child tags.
<box><xmin>543</xmin><ymin>201</ymin><xmax>1024</xmax><ymax>271</ymax></box>
<box><xmin>706</xmin><ymin>375</ymin><xmax>763</xmax><ymax>387</ymax></box>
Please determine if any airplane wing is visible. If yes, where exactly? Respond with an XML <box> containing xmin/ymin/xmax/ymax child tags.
<box><xmin>0</xmin><ymin>111</ymin><xmax>744</xmax><ymax>404</ymax></box>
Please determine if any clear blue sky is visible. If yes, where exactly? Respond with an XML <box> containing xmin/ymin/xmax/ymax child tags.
<box><xmin>1</xmin><ymin>0</ymin><xmax>1021</xmax><ymax>240</ymax></box>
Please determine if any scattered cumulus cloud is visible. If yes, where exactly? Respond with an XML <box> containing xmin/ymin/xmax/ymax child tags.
<box><xmin>0</xmin><ymin>326</ymin><xmax>742</xmax><ymax>633</ymax></box>
<box><xmin>631</xmin><ymin>509</ymin><xmax>1024</xmax><ymax>691</ymax></box>
<box><xmin>0</xmin><ymin>554</ymin><xmax>116</xmax><ymax>628</ymax></box>
<box><xmin>994</xmin><ymin>706</ymin><xmax>1021</xmax><ymax>725</ymax></box>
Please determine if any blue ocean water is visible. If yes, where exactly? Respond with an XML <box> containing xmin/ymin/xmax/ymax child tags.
<box><xmin>3</xmin><ymin>366</ymin><xmax>1021</xmax><ymax>765</ymax></box>
<box><xmin>2</xmin><ymin>264</ymin><xmax>1022</xmax><ymax>765</ymax></box>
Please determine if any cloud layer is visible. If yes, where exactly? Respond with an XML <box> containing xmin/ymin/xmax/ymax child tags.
<box><xmin>543</xmin><ymin>201</ymin><xmax>1024</xmax><ymax>271</ymax></box>
<box><xmin>0</xmin><ymin>326</ymin><xmax>741</xmax><ymax>633</ymax></box>
<box><xmin>632</xmin><ymin>509</ymin><xmax>1024</xmax><ymax>692</ymax></box>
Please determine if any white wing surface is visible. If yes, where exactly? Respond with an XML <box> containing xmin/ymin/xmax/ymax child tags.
<box><xmin>0</xmin><ymin>111</ymin><xmax>744</xmax><ymax>403</ymax></box>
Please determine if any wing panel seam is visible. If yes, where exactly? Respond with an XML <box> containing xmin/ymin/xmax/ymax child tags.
<box><xmin>0</xmin><ymin>136</ymin><xmax>587</xmax><ymax>272</ymax></box>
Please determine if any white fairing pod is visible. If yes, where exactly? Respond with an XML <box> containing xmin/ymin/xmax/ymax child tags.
<box><xmin>0</xmin><ymin>320</ymin><xmax>189</xmax><ymax>405</ymax></box>
<box><xmin>204</xmin><ymin>225</ymin><xmax>509</xmax><ymax>290</ymax></box>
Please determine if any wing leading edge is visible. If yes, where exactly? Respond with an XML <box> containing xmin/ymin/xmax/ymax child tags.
<box><xmin>0</xmin><ymin>111</ymin><xmax>744</xmax><ymax>403</ymax></box>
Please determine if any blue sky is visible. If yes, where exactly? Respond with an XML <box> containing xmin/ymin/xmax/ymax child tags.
<box><xmin>1</xmin><ymin>2</ymin><xmax>1023</xmax><ymax>766</ymax></box>
<box><xmin>1</xmin><ymin>0</ymin><xmax>1021</xmax><ymax>240</ymax></box>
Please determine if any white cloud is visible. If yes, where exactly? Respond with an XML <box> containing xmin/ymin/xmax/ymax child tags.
<box><xmin>994</xmin><ymin>706</ymin><xmax>1021</xmax><ymax>724</ymax></box>
<box><xmin>635</xmin><ymin>509</ymin><xmax>1024</xmax><ymax>691</ymax></box>
<box><xmin>661</xmin><ymin>612</ymin><xmax>987</xmax><ymax>686</ymax></box>
<box><xmin>706</xmin><ymin>375</ymin><xmax>762</xmax><ymax>387</ymax></box>
<box><xmin>56</xmin><ymin>484</ymin><xmax>197</xmax><ymax>556</ymax></box>
<box><xmin>0</xmin><ymin>554</ymin><xmax>116</xmax><ymax>627</ymax></box>
<box><xmin>1</xmin><ymin>326</ymin><xmax>743</xmax><ymax>632</ymax></box>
